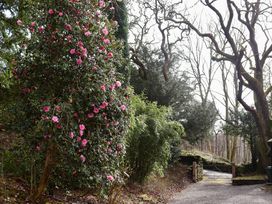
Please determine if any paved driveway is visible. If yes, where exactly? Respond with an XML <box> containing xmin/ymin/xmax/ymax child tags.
<box><xmin>168</xmin><ymin>170</ymin><xmax>272</xmax><ymax>204</ymax></box>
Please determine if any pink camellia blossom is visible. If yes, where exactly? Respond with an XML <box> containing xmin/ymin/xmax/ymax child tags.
<box><xmin>81</xmin><ymin>47</ymin><xmax>87</xmax><ymax>57</ymax></box>
<box><xmin>87</xmin><ymin>113</ymin><xmax>94</xmax><ymax>118</ymax></box>
<box><xmin>77</xmin><ymin>137</ymin><xmax>82</xmax><ymax>142</ymax></box>
<box><xmin>69</xmin><ymin>132</ymin><xmax>75</xmax><ymax>139</ymax></box>
<box><xmin>113</xmin><ymin>121</ymin><xmax>119</xmax><ymax>126</ymax></box>
<box><xmin>79</xmin><ymin>130</ymin><xmax>84</xmax><ymax>137</ymax></box>
<box><xmin>120</xmin><ymin>105</ymin><xmax>127</xmax><ymax>111</ymax></box>
<box><xmin>70</xmin><ymin>48</ymin><xmax>76</xmax><ymax>55</ymax></box>
<box><xmin>96</xmin><ymin>10</ymin><xmax>101</xmax><ymax>15</ymax></box>
<box><xmin>55</xmin><ymin>105</ymin><xmax>61</xmax><ymax>112</ymax></box>
<box><xmin>99</xmin><ymin>0</ymin><xmax>106</xmax><ymax>8</ymax></box>
<box><xmin>38</xmin><ymin>26</ymin><xmax>44</xmax><ymax>33</ymax></box>
<box><xmin>59</xmin><ymin>12</ymin><xmax>63</xmax><ymax>16</ymax></box>
<box><xmin>17</xmin><ymin>19</ymin><xmax>23</xmax><ymax>26</ymax></box>
<box><xmin>36</xmin><ymin>145</ymin><xmax>41</xmax><ymax>151</ymax></box>
<box><xmin>103</xmin><ymin>38</ymin><xmax>110</xmax><ymax>45</ymax></box>
<box><xmin>80</xmin><ymin>154</ymin><xmax>86</xmax><ymax>163</ymax></box>
<box><xmin>84</xmin><ymin>31</ymin><xmax>91</xmax><ymax>37</ymax></box>
<box><xmin>115</xmin><ymin>81</ymin><xmax>122</xmax><ymax>87</ymax></box>
<box><xmin>79</xmin><ymin>124</ymin><xmax>86</xmax><ymax>130</ymax></box>
<box><xmin>108</xmin><ymin>52</ymin><xmax>113</xmax><ymax>58</ymax></box>
<box><xmin>52</xmin><ymin>116</ymin><xmax>59</xmax><ymax>123</ymax></box>
<box><xmin>94</xmin><ymin>107</ymin><xmax>99</xmax><ymax>114</ymax></box>
<box><xmin>56</xmin><ymin>124</ymin><xmax>62</xmax><ymax>129</ymax></box>
<box><xmin>77</xmin><ymin>41</ymin><xmax>84</xmax><ymax>47</ymax></box>
<box><xmin>76</xmin><ymin>58</ymin><xmax>83</xmax><ymax>65</ymax></box>
<box><xmin>100</xmin><ymin>84</ymin><xmax>106</xmax><ymax>92</ymax></box>
<box><xmin>107</xmin><ymin>175</ymin><xmax>114</xmax><ymax>182</ymax></box>
<box><xmin>81</xmin><ymin>139</ymin><xmax>88</xmax><ymax>147</ymax></box>
<box><xmin>66</xmin><ymin>35</ymin><xmax>73</xmax><ymax>42</ymax></box>
<box><xmin>110</xmin><ymin>84</ymin><xmax>116</xmax><ymax>91</ymax></box>
<box><xmin>100</xmin><ymin>101</ymin><xmax>108</xmax><ymax>109</ymax></box>
<box><xmin>30</xmin><ymin>22</ymin><xmax>36</xmax><ymax>27</ymax></box>
<box><xmin>48</xmin><ymin>9</ymin><xmax>54</xmax><ymax>15</ymax></box>
<box><xmin>65</xmin><ymin>24</ymin><xmax>72</xmax><ymax>31</ymax></box>
<box><xmin>43</xmin><ymin>106</ymin><xmax>50</xmax><ymax>112</ymax></box>
<box><xmin>102</xmin><ymin>27</ymin><xmax>109</xmax><ymax>36</ymax></box>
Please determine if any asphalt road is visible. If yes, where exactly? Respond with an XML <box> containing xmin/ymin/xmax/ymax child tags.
<box><xmin>168</xmin><ymin>170</ymin><xmax>272</xmax><ymax>204</ymax></box>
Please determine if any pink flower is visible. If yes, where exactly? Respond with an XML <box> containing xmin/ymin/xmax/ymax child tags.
<box><xmin>79</xmin><ymin>124</ymin><xmax>86</xmax><ymax>130</ymax></box>
<box><xmin>59</xmin><ymin>12</ymin><xmax>63</xmax><ymax>16</ymax></box>
<box><xmin>30</xmin><ymin>22</ymin><xmax>36</xmax><ymax>27</ymax></box>
<box><xmin>48</xmin><ymin>9</ymin><xmax>54</xmax><ymax>15</ymax></box>
<box><xmin>43</xmin><ymin>106</ymin><xmax>50</xmax><ymax>112</ymax></box>
<box><xmin>110</xmin><ymin>84</ymin><xmax>116</xmax><ymax>91</ymax></box>
<box><xmin>100</xmin><ymin>84</ymin><xmax>106</xmax><ymax>92</ymax></box>
<box><xmin>87</xmin><ymin>113</ymin><xmax>94</xmax><ymax>118</ymax></box>
<box><xmin>55</xmin><ymin>105</ymin><xmax>61</xmax><ymax>112</ymax></box>
<box><xmin>70</xmin><ymin>48</ymin><xmax>76</xmax><ymax>55</ymax></box>
<box><xmin>77</xmin><ymin>41</ymin><xmax>84</xmax><ymax>47</ymax></box>
<box><xmin>110</xmin><ymin>7</ymin><xmax>115</xmax><ymax>11</ymax></box>
<box><xmin>99</xmin><ymin>0</ymin><xmax>106</xmax><ymax>8</ymax></box>
<box><xmin>100</xmin><ymin>101</ymin><xmax>108</xmax><ymax>109</ymax></box>
<box><xmin>84</xmin><ymin>31</ymin><xmax>91</xmax><ymax>37</ymax></box>
<box><xmin>115</xmin><ymin>81</ymin><xmax>122</xmax><ymax>87</ymax></box>
<box><xmin>36</xmin><ymin>145</ymin><xmax>41</xmax><ymax>151</ymax></box>
<box><xmin>113</xmin><ymin>121</ymin><xmax>119</xmax><ymax>126</ymax></box>
<box><xmin>80</xmin><ymin>155</ymin><xmax>86</xmax><ymax>163</ymax></box>
<box><xmin>56</xmin><ymin>124</ymin><xmax>62</xmax><ymax>129</ymax></box>
<box><xmin>107</xmin><ymin>175</ymin><xmax>114</xmax><ymax>182</ymax></box>
<box><xmin>102</xmin><ymin>27</ymin><xmax>109</xmax><ymax>36</ymax></box>
<box><xmin>95</xmin><ymin>10</ymin><xmax>101</xmax><ymax>17</ymax></box>
<box><xmin>38</xmin><ymin>26</ymin><xmax>44</xmax><ymax>33</ymax></box>
<box><xmin>81</xmin><ymin>139</ymin><xmax>88</xmax><ymax>147</ymax></box>
<box><xmin>17</xmin><ymin>19</ymin><xmax>23</xmax><ymax>26</ymax></box>
<box><xmin>76</xmin><ymin>58</ymin><xmax>83</xmax><ymax>65</ymax></box>
<box><xmin>79</xmin><ymin>130</ymin><xmax>84</xmax><ymax>137</ymax></box>
<box><xmin>94</xmin><ymin>107</ymin><xmax>99</xmax><ymax>114</ymax></box>
<box><xmin>77</xmin><ymin>136</ymin><xmax>82</xmax><ymax>142</ymax></box>
<box><xmin>65</xmin><ymin>24</ymin><xmax>72</xmax><ymax>31</ymax></box>
<box><xmin>120</xmin><ymin>105</ymin><xmax>127</xmax><ymax>111</ymax></box>
<box><xmin>103</xmin><ymin>38</ymin><xmax>110</xmax><ymax>45</ymax></box>
<box><xmin>81</xmin><ymin>47</ymin><xmax>87</xmax><ymax>57</ymax></box>
<box><xmin>52</xmin><ymin>116</ymin><xmax>59</xmax><ymax>123</ymax></box>
<box><xmin>116</xmin><ymin>143</ymin><xmax>123</xmax><ymax>151</ymax></box>
<box><xmin>108</xmin><ymin>52</ymin><xmax>113</xmax><ymax>58</ymax></box>
<box><xmin>69</xmin><ymin>132</ymin><xmax>75</xmax><ymax>139</ymax></box>
<box><xmin>66</xmin><ymin>35</ymin><xmax>73</xmax><ymax>42</ymax></box>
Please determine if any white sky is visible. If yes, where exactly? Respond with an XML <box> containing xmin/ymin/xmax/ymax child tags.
<box><xmin>127</xmin><ymin>0</ymin><xmax>272</xmax><ymax>123</ymax></box>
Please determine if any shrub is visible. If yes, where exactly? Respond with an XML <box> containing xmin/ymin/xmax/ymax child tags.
<box><xmin>126</xmin><ymin>95</ymin><xmax>184</xmax><ymax>183</ymax></box>
<box><xmin>13</xmin><ymin>0</ymin><xmax>129</xmax><ymax>199</ymax></box>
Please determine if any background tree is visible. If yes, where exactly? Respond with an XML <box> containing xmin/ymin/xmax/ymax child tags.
<box><xmin>165</xmin><ymin>0</ymin><xmax>272</xmax><ymax>169</ymax></box>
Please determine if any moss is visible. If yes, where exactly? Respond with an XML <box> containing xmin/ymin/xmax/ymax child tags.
<box><xmin>180</xmin><ymin>149</ymin><xmax>231</xmax><ymax>165</ymax></box>
<box><xmin>232</xmin><ymin>175</ymin><xmax>267</xmax><ymax>181</ymax></box>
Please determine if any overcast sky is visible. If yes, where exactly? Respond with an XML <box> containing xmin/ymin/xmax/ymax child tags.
<box><xmin>127</xmin><ymin>0</ymin><xmax>258</xmax><ymax>123</ymax></box>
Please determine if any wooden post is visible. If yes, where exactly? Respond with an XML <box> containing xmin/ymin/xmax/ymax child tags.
<box><xmin>232</xmin><ymin>163</ymin><xmax>236</xmax><ymax>178</ymax></box>
<box><xmin>193</xmin><ymin>162</ymin><xmax>197</xmax><ymax>182</ymax></box>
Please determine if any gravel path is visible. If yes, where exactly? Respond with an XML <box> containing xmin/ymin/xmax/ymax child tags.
<box><xmin>168</xmin><ymin>170</ymin><xmax>272</xmax><ymax>204</ymax></box>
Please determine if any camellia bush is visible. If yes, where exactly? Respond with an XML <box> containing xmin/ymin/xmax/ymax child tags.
<box><xmin>13</xmin><ymin>0</ymin><xmax>129</xmax><ymax>200</ymax></box>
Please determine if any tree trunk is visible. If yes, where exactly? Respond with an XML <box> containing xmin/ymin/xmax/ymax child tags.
<box><xmin>230</xmin><ymin>136</ymin><xmax>237</xmax><ymax>163</ymax></box>
<box><xmin>254</xmin><ymin>88</ymin><xmax>270</xmax><ymax>170</ymax></box>
<box><xmin>31</xmin><ymin>141</ymin><xmax>56</xmax><ymax>202</ymax></box>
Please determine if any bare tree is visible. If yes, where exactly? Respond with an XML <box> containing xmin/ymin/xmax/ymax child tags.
<box><xmin>165</xmin><ymin>0</ymin><xmax>272</xmax><ymax>168</ymax></box>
